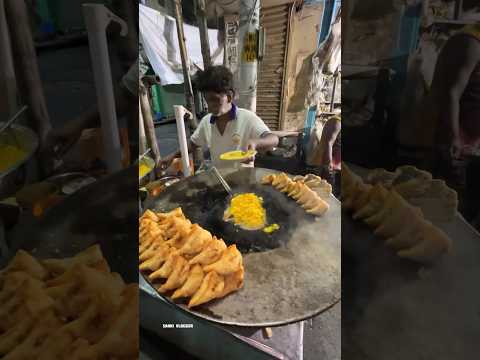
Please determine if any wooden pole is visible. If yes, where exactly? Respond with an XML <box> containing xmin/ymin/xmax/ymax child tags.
<box><xmin>172</xmin><ymin>0</ymin><xmax>198</xmax><ymax>129</ymax></box>
<box><xmin>172</xmin><ymin>0</ymin><xmax>203</xmax><ymax>165</ymax></box>
<box><xmin>0</xmin><ymin>0</ymin><xmax>17</xmax><ymax>119</ymax></box>
<box><xmin>5</xmin><ymin>0</ymin><xmax>52</xmax><ymax>144</ymax></box>
<box><xmin>140</xmin><ymin>84</ymin><xmax>161</xmax><ymax>166</ymax></box>
<box><xmin>195</xmin><ymin>0</ymin><xmax>211</xmax><ymax>68</ymax></box>
<box><xmin>138</xmin><ymin>97</ymin><xmax>147</xmax><ymax>155</ymax></box>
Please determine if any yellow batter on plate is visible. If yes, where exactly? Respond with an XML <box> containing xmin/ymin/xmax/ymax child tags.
<box><xmin>220</xmin><ymin>150</ymin><xmax>257</xmax><ymax>161</ymax></box>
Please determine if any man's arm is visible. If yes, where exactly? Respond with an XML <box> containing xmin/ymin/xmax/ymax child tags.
<box><xmin>434</xmin><ymin>34</ymin><xmax>480</xmax><ymax>154</ymax></box>
<box><xmin>248</xmin><ymin>132</ymin><xmax>279</xmax><ymax>152</ymax></box>
<box><xmin>320</xmin><ymin>118</ymin><xmax>341</xmax><ymax>167</ymax></box>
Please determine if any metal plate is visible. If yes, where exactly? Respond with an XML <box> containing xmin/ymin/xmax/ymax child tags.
<box><xmin>0</xmin><ymin>122</ymin><xmax>38</xmax><ymax>179</ymax></box>
<box><xmin>141</xmin><ymin>167</ymin><xmax>341</xmax><ymax>327</ymax></box>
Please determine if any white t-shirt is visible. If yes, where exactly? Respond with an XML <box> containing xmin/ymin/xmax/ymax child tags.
<box><xmin>190</xmin><ymin>107</ymin><xmax>271</xmax><ymax>168</ymax></box>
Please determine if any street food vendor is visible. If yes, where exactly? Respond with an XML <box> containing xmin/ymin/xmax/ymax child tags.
<box><xmin>431</xmin><ymin>24</ymin><xmax>480</xmax><ymax>169</ymax></box>
<box><xmin>160</xmin><ymin>65</ymin><xmax>279</xmax><ymax>170</ymax></box>
<box><xmin>429</xmin><ymin>23</ymin><xmax>480</xmax><ymax>219</ymax></box>
<box><xmin>315</xmin><ymin>114</ymin><xmax>341</xmax><ymax>186</ymax></box>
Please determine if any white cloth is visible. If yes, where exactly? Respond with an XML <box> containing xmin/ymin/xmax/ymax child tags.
<box><xmin>122</xmin><ymin>55</ymin><xmax>149</xmax><ymax>97</ymax></box>
<box><xmin>139</xmin><ymin>4</ymin><xmax>224</xmax><ymax>85</ymax></box>
<box><xmin>190</xmin><ymin>108</ymin><xmax>271</xmax><ymax>168</ymax></box>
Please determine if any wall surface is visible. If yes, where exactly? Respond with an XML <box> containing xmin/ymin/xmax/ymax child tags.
<box><xmin>282</xmin><ymin>4</ymin><xmax>324</xmax><ymax>131</ymax></box>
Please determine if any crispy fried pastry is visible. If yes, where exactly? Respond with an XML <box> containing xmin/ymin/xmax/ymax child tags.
<box><xmin>352</xmin><ymin>184</ymin><xmax>389</xmax><ymax>220</ymax></box>
<box><xmin>139</xmin><ymin>209</ymin><xmax>245</xmax><ymax>307</ymax></box>
<box><xmin>148</xmin><ymin>253</ymin><xmax>182</xmax><ymax>281</ymax></box>
<box><xmin>343</xmin><ymin>166</ymin><xmax>452</xmax><ymax>263</ymax></box>
<box><xmin>171</xmin><ymin>264</ymin><xmax>205</xmax><ymax>299</ymax></box>
<box><xmin>174</xmin><ymin>225</ymin><xmax>212</xmax><ymax>257</ymax></box>
<box><xmin>261</xmin><ymin>174</ymin><xmax>275</xmax><ymax>185</ymax></box>
<box><xmin>0</xmin><ymin>246</ymin><xmax>138</xmax><ymax>359</ymax></box>
<box><xmin>218</xmin><ymin>267</ymin><xmax>244</xmax><ymax>298</ymax></box>
<box><xmin>158</xmin><ymin>257</ymin><xmax>190</xmax><ymax>293</ymax></box>
<box><xmin>203</xmin><ymin>245</ymin><xmax>243</xmax><ymax>276</ymax></box>
<box><xmin>188</xmin><ymin>237</ymin><xmax>227</xmax><ymax>266</ymax></box>
<box><xmin>139</xmin><ymin>245</ymin><xmax>174</xmax><ymax>272</ymax></box>
<box><xmin>263</xmin><ymin>173</ymin><xmax>330</xmax><ymax>216</ymax></box>
<box><xmin>396</xmin><ymin>221</ymin><xmax>452</xmax><ymax>263</ymax></box>
<box><xmin>188</xmin><ymin>271</ymin><xmax>225</xmax><ymax>308</ymax></box>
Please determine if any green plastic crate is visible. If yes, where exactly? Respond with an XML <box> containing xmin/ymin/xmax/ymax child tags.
<box><xmin>156</xmin><ymin>84</ymin><xmax>186</xmax><ymax>118</ymax></box>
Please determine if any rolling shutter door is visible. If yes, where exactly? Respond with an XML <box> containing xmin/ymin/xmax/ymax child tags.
<box><xmin>257</xmin><ymin>4</ymin><xmax>291</xmax><ymax>131</ymax></box>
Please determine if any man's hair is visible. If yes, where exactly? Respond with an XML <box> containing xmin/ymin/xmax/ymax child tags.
<box><xmin>194</xmin><ymin>65</ymin><xmax>235</xmax><ymax>94</ymax></box>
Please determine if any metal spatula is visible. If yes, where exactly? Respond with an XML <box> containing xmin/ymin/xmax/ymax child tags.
<box><xmin>211</xmin><ymin>166</ymin><xmax>233</xmax><ymax>197</ymax></box>
<box><xmin>0</xmin><ymin>106</ymin><xmax>27</xmax><ymax>147</ymax></box>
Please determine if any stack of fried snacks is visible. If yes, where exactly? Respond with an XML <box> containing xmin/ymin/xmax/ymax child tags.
<box><xmin>261</xmin><ymin>173</ymin><xmax>330</xmax><ymax>216</ymax></box>
<box><xmin>365</xmin><ymin>165</ymin><xmax>458</xmax><ymax>222</ymax></box>
<box><xmin>0</xmin><ymin>245</ymin><xmax>138</xmax><ymax>359</ymax></box>
<box><xmin>139</xmin><ymin>208</ymin><xmax>244</xmax><ymax>308</ymax></box>
<box><xmin>342</xmin><ymin>163</ymin><xmax>452</xmax><ymax>264</ymax></box>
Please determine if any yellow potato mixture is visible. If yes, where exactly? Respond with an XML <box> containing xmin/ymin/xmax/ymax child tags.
<box><xmin>224</xmin><ymin>193</ymin><xmax>267</xmax><ymax>231</ymax></box>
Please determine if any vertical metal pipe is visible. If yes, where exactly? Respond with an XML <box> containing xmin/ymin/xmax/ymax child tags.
<box><xmin>174</xmin><ymin>105</ymin><xmax>192</xmax><ymax>177</ymax></box>
<box><xmin>83</xmin><ymin>4</ymin><xmax>126</xmax><ymax>173</ymax></box>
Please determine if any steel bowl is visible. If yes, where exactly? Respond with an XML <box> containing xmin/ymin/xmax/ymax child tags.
<box><xmin>0</xmin><ymin>123</ymin><xmax>39</xmax><ymax>198</ymax></box>
<box><xmin>139</xmin><ymin>155</ymin><xmax>155</xmax><ymax>186</ymax></box>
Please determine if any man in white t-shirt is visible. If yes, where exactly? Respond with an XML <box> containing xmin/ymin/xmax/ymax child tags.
<box><xmin>160</xmin><ymin>66</ymin><xmax>279</xmax><ymax>169</ymax></box>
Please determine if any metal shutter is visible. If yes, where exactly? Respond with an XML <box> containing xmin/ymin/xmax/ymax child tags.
<box><xmin>257</xmin><ymin>4</ymin><xmax>292</xmax><ymax>131</ymax></box>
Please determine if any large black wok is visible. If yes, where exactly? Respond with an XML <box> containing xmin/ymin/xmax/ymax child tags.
<box><xmin>2</xmin><ymin>166</ymin><xmax>138</xmax><ymax>283</ymax></box>
<box><xmin>141</xmin><ymin>167</ymin><xmax>341</xmax><ymax>327</ymax></box>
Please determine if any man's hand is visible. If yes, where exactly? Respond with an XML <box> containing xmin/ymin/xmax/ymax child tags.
<box><xmin>241</xmin><ymin>140</ymin><xmax>257</xmax><ymax>163</ymax></box>
<box><xmin>157</xmin><ymin>154</ymin><xmax>176</xmax><ymax>171</ymax></box>
<box><xmin>246</xmin><ymin>139</ymin><xmax>257</xmax><ymax>152</ymax></box>
<box><xmin>41</xmin><ymin>127</ymin><xmax>82</xmax><ymax>160</ymax></box>
<box><xmin>449</xmin><ymin>136</ymin><xmax>463</xmax><ymax>159</ymax></box>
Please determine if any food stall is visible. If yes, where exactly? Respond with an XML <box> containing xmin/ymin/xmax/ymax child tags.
<box><xmin>139</xmin><ymin>163</ymin><xmax>341</xmax><ymax>359</ymax></box>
